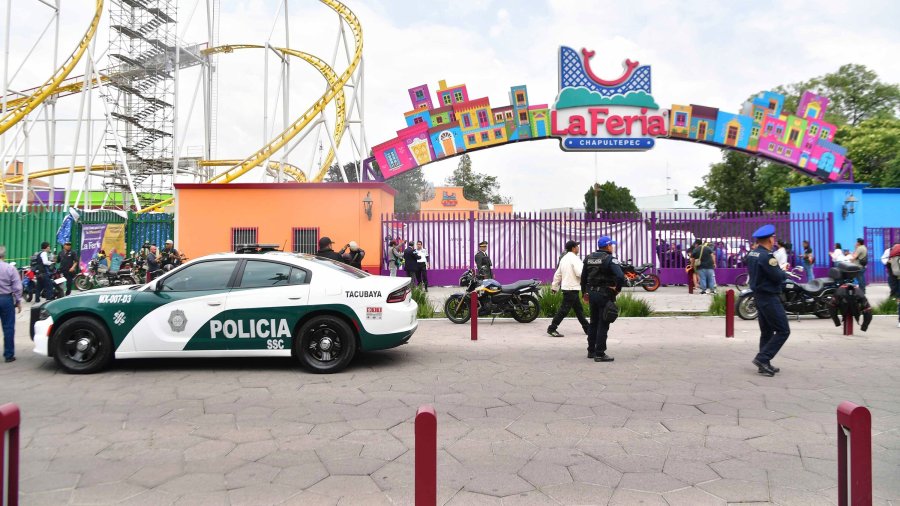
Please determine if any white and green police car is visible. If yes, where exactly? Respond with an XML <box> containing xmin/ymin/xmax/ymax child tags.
<box><xmin>32</xmin><ymin>247</ymin><xmax>417</xmax><ymax>374</ymax></box>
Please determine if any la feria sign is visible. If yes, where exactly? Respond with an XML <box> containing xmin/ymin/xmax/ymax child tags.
<box><xmin>552</xmin><ymin>46</ymin><xmax>668</xmax><ymax>151</ymax></box>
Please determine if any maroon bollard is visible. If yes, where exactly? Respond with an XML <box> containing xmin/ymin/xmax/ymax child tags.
<box><xmin>836</xmin><ymin>401</ymin><xmax>872</xmax><ymax>506</ymax></box>
<box><xmin>470</xmin><ymin>291</ymin><xmax>478</xmax><ymax>341</ymax></box>
<box><xmin>687</xmin><ymin>269</ymin><xmax>694</xmax><ymax>294</ymax></box>
<box><xmin>0</xmin><ymin>403</ymin><xmax>21</xmax><ymax>506</ymax></box>
<box><xmin>843</xmin><ymin>308</ymin><xmax>854</xmax><ymax>336</ymax></box>
<box><xmin>415</xmin><ymin>405</ymin><xmax>437</xmax><ymax>506</ymax></box>
<box><xmin>725</xmin><ymin>289</ymin><xmax>735</xmax><ymax>338</ymax></box>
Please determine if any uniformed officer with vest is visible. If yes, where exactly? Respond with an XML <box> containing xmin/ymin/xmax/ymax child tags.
<box><xmin>746</xmin><ymin>224</ymin><xmax>790</xmax><ymax>377</ymax></box>
<box><xmin>581</xmin><ymin>236</ymin><xmax>626</xmax><ymax>362</ymax></box>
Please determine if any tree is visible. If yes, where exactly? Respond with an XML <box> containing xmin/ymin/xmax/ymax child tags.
<box><xmin>583</xmin><ymin>181</ymin><xmax>639</xmax><ymax>213</ymax></box>
<box><xmin>689</xmin><ymin>151</ymin><xmax>791</xmax><ymax>212</ymax></box>
<box><xmin>383</xmin><ymin>166</ymin><xmax>429</xmax><ymax>213</ymax></box>
<box><xmin>445</xmin><ymin>154</ymin><xmax>506</xmax><ymax>205</ymax></box>
<box><xmin>323</xmin><ymin>162</ymin><xmax>360</xmax><ymax>182</ymax></box>
<box><xmin>835</xmin><ymin>117</ymin><xmax>900</xmax><ymax>187</ymax></box>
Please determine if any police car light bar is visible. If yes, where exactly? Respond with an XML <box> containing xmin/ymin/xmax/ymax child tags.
<box><xmin>234</xmin><ymin>243</ymin><xmax>283</xmax><ymax>254</ymax></box>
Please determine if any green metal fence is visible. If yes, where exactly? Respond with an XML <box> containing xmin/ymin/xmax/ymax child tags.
<box><xmin>0</xmin><ymin>209</ymin><xmax>174</xmax><ymax>264</ymax></box>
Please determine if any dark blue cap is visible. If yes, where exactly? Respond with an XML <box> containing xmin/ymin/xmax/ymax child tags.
<box><xmin>751</xmin><ymin>224</ymin><xmax>776</xmax><ymax>239</ymax></box>
<box><xmin>597</xmin><ymin>236</ymin><xmax>617</xmax><ymax>248</ymax></box>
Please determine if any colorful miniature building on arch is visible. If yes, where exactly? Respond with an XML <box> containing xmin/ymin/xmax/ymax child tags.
<box><xmin>419</xmin><ymin>186</ymin><xmax>514</xmax><ymax>214</ymax></box>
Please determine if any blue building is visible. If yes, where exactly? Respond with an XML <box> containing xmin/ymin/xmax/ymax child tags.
<box><xmin>713</xmin><ymin>111</ymin><xmax>753</xmax><ymax>149</ymax></box>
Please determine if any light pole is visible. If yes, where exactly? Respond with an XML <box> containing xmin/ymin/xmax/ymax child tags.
<box><xmin>593</xmin><ymin>182</ymin><xmax>601</xmax><ymax>215</ymax></box>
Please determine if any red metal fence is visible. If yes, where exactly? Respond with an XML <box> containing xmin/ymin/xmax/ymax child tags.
<box><xmin>381</xmin><ymin>211</ymin><xmax>833</xmax><ymax>286</ymax></box>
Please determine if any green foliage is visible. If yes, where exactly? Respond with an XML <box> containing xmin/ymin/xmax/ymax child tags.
<box><xmin>872</xmin><ymin>296</ymin><xmax>898</xmax><ymax>316</ymax></box>
<box><xmin>583</xmin><ymin>181</ymin><xmax>639</xmax><ymax>213</ymax></box>
<box><xmin>835</xmin><ymin>118</ymin><xmax>900</xmax><ymax>187</ymax></box>
<box><xmin>707</xmin><ymin>292</ymin><xmax>727</xmax><ymax>316</ymax></box>
<box><xmin>411</xmin><ymin>285</ymin><xmax>435</xmax><ymax>318</ymax></box>
<box><xmin>384</xmin><ymin>166</ymin><xmax>429</xmax><ymax>213</ymax></box>
<box><xmin>689</xmin><ymin>151</ymin><xmax>791</xmax><ymax>212</ymax></box>
<box><xmin>445</xmin><ymin>154</ymin><xmax>507</xmax><ymax>205</ymax></box>
<box><xmin>538</xmin><ymin>285</ymin><xmax>589</xmax><ymax>317</ymax></box>
<box><xmin>616</xmin><ymin>293</ymin><xmax>653</xmax><ymax>317</ymax></box>
<box><xmin>323</xmin><ymin>162</ymin><xmax>360</xmax><ymax>182</ymax></box>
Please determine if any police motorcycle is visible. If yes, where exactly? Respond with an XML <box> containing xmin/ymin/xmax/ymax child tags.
<box><xmin>736</xmin><ymin>265</ymin><xmax>840</xmax><ymax>320</ymax></box>
<box><xmin>74</xmin><ymin>255</ymin><xmax>141</xmax><ymax>291</ymax></box>
<box><xmin>443</xmin><ymin>269</ymin><xmax>541</xmax><ymax>324</ymax></box>
<box><xmin>619</xmin><ymin>259</ymin><xmax>661</xmax><ymax>291</ymax></box>
<box><xmin>46</xmin><ymin>265</ymin><xmax>67</xmax><ymax>299</ymax></box>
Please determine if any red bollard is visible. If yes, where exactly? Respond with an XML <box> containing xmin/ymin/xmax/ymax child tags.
<box><xmin>415</xmin><ymin>405</ymin><xmax>437</xmax><ymax>506</ymax></box>
<box><xmin>837</xmin><ymin>401</ymin><xmax>872</xmax><ymax>506</ymax></box>
<box><xmin>0</xmin><ymin>403</ymin><xmax>21</xmax><ymax>506</ymax></box>
<box><xmin>688</xmin><ymin>269</ymin><xmax>694</xmax><ymax>294</ymax></box>
<box><xmin>470</xmin><ymin>291</ymin><xmax>478</xmax><ymax>341</ymax></box>
<box><xmin>843</xmin><ymin>309</ymin><xmax>854</xmax><ymax>336</ymax></box>
<box><xmin>725</xmin><ymin>289</ymin><xmax>735</xmax><ymax>338</ymax></box>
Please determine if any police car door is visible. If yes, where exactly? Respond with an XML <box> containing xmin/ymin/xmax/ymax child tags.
<box><xmin>129</xmin><ymin>259</ymin><xmax>239</xmax><ymax>353</ymax></box>
<box><xmin>220</xmin><ymin>259</ymin><xmax>311</xmax><ymax>353</ymax></box>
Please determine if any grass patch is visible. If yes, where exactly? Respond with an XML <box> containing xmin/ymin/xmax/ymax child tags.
<box><xmin>616</xmin><ymin>293</ymin><xmax>653</xmax><ymax>317</ymax></box>
<box><xmin>872</xmin><ymin>296</ymin><xmax>898</xmax><ymax>315</ymax></box>
<box><xmin>411</xmin><ymin>285</ymin><xmax>436</xmax><ymax>318</ymax></box>
<box><xmin>538</xmin><ymin>285</ymin><xmax>589</xmax><ymax>318</ymax></box>
<box><xmin>707</xmin><ymin>292</ymin><xmax>727</xmax><ymax>316</ymax></box>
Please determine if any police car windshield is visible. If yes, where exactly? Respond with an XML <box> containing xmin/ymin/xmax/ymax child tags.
<box><xmin>306</xmin><ymin>256</ymin><xmax>369</xmax><ymax>278</ymax></box>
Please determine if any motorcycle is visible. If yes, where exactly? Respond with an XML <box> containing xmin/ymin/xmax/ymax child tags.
<box><xmin>734</xmin><ymin>265</ymin><xmax>805</xmax><ymax>288</ymax></box>
<box><xmin>20</xmin><ymin>266</ymin><xmax>37</xmax><ymax>302</ymax></box>
<box><xmin>74</xmin><ymin>257</ymin><xmax>141</xmax><ymax>291</ymax></box>
<box><xmin>736</xmin><ymin>265</ymin><xmax>842</xmax><ymax>320</ymax></box>
<box><xmin>444</xmin><ymin>269</ymin><xmax>541</xmax><ymax>324</ymax></box>
<box><xmin>47</xmin><ymin>267</ymin><xmax>66</xmax><ymax>299</ymax></box>
<box><xmin>620</xmin><ymin>259</ymin><xmax>661</xmax><ymax>291</ymax></box>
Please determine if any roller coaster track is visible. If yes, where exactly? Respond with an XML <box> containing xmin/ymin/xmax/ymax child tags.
<box><xmin>139</xmin><ymin>0</ymin><xmax>362</xmax><ymax>213</ymax></box>
<box><xmin>0</xmin><ymin>0</ymin><xmax>103</xmax><ymax>135</ymax></box>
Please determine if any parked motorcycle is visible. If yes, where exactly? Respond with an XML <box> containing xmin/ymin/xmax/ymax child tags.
<box><xmin>74</xmin><ymin>257</ymin><xmax>141</xmax><ymax>291</ymax></box>
<box><xmin>734</xmin><ymin>265</ymin><xmax>805</xmax><ymax>288</ymax></box>
<box><xmin>444</xmin><ymin>270</ymin><xmax>541</xmax><ymax>324</ymax></box>
<box><xmin>620</xmin><ymin>259</ymin><xmax>661</xmax><ymax>291</ymax></box>
<box><xmin>736</xmin><ymin>265</ymin><xmax>850</xmax><ymax>320</ymax></box>
<box><xmin>20</xmin><ymin>266</ymin><xmax>37</xmax><ymax>302</ymax></box>
<box><xmin>47</xmin><ymin>266</ymin><xmax>66</xmax><ymax>299</ymax></box>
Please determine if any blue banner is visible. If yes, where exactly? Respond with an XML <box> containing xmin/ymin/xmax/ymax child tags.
<box><xmin>563</xmin><ymin>137</ymin><xmax>655</xmax><ymax>150</ymax></box>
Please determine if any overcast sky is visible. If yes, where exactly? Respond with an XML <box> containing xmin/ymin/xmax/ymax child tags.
<box><xmin>6</xmin><ymin>0</ymin><xmax>900</xmax><ymax>210</ymax></box>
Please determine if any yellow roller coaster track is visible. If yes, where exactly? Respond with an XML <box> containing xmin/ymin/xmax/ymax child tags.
<box><xmin>0</xmin><ymin>0</ymin><xmax>103</xmax><ymax>135</ymax></box>
<box><xmin>140</xmin><ymin>0</ymin><xmax>362</xmax><ymax>213</ymax></box>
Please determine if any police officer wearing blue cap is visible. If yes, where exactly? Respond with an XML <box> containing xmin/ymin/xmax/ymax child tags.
<box><xmin>746</xmin><ymin>224</ymin><xmax>789</xmax><ymax>377</ymax></box>
<box><xmin>581</xmin><ymin>236</ymin><xmax>626</xmax><ymax>362</ymax></box>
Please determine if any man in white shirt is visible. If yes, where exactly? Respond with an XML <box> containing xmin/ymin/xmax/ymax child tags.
<box><xmin>773</xmin><ymin>241</ymin><xmax>789</xmax><ymax>269</ymax></box>
<box><xmin>547</xmin><ymin>240</ymin><xmax>590</xmax><ymax>337</ymax></box>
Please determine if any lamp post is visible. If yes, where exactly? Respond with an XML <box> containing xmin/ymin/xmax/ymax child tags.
<box><xmin>841</xmin><ymin>192</ymin><xmax>857</xmax><ymax>220</ymax></box>
<box><xmin>363</xmin><ymin>192</ymin><xmax>373</xmax><ymax>220</ymax></box>
<box><xmin>593</xmin><ymin>183</ymin><xmax>601</xmax><ymax>215</ymax></box>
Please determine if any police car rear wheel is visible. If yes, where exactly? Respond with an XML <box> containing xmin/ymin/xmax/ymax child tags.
<box><xmin>296</xmin><ymin>316</ymin><xmax>356</xmax><ymax>374</ymax></box>
<box><xmin>53</xmin><ymin>317</ymin><xmax>113</xmax><ymax>374</ymax></box>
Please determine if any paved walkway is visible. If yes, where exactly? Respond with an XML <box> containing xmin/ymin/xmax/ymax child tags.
<box><xmin>2</xmin><ymin>310</ymin><xmax>899</xmax><ymax>505</ymax></box>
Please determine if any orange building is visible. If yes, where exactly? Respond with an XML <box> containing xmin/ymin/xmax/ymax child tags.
<box><xmin>419</xmin><ymin>186</ymin><xmax>513</xmax><ymax>214</ymax></box>
<box><xmin>174</xmin><ymin>183</ymin><xmax>395</xmax><ymax>273</ymax></box>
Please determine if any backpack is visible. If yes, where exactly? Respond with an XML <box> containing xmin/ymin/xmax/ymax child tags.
<box><xmin>30</xmin><ymin>252</ymin><xmax>42</xmax><ymax>271</ymax></box>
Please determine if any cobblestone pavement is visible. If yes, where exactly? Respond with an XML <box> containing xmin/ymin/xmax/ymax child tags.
<box><xmin>2</xmin><ymin>311</ymin><xmax>899</xmax><ymax>505</ymax></box>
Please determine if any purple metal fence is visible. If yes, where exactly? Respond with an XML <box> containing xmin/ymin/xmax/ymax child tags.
<box><xmin>864</xmin><ymin>227</ymin><xmax>900</xmax><ymax>283</ymax></box>
<box><xmin>380</xmin><ymin>211</ymin><xmax>833</xmax><ymax>286</ymax></box>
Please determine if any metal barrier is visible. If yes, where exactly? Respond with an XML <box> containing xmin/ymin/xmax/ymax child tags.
<box><xmin>0</xmin><ymin>403</ymin><xmax>21</xmax><ymax>506</ymax></box>
<box><xmin>725</xmin><ymin>289</ymin><xmax>735</xmax><ymax>338</ymax></box>
<box><xmin>843</xmin><ymin>309</ymin><xmax>854</xmax><ymax>336</ymax></box>
<box><xmin>415</xmin><ymin>405</ymin><xmax>437</xmax><ymax>506</ymax></box>
<box><xmin>470</xmin><ymin>292</ymin><xmax>478</xmax><ymax>341</ymax></box>
<box><xmin>836</xmin><ymin>401</ymin><xmax>871</xmax><ymax>506</ymax></box>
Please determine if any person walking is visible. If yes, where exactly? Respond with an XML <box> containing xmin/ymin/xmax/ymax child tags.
<box><xmin>402</xmin><ymin>241</ymin><xmax>419</xmax><ymax>283</ymax></box>
<box><xmin>415</xmin><ymin>241</ymin><xmax>430</xmax><ymax>291</ymax></box>
<box><xmin>32</xmin><ymin>241</ymin><xmax>55</xmax><ymax>301</ymax></box>
<box><xmin>58</xmin><ymin>241</ymin><xmax>78</xmax><ymax>295</ymax></box>
<box><xmin>849</xmin><ymin>237</ymin><xmax>868</xmax><ymax>292</ymax></box>
<box><xmin>800</xmin><ymin>240</ymin><xmax>815</xmax><ymax>282</ymax></box>
<box><xmin>581</xmin><ymin>236</ymin><xmax>626</xmax><ymax>363</ymax></box>
<box><xmin>547</xmin><ymin>240</ymin><xmax>589</xmax><ymax>338</ymax></box>
<box><xmin>474</xmin><ymin>241</ymin><xmax>493</xmax><ymax>279</ymax></box>
<box><xmin>746</xmin><ymin>225</ymin><xmax>790</xmax><ymax>377</ymax></box>
<box><xmin>388</xmin><ymin>240</ymin><xmax>403</xmax><ymax>277</ymax></box>
<box><xmin>0</xmin><ymin>246</ymin><xmax>23</xmax><ymax>363</ymax></box>
<box><xmin>691</xmin><ymin>239</ymin><xmax>717</xmax><ymax>294</ymax></box>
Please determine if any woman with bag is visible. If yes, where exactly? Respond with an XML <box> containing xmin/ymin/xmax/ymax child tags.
<box><xmin>388</xmin><ymin>240</ymin><xmax>403</xmax><ymax>277</ymax></box>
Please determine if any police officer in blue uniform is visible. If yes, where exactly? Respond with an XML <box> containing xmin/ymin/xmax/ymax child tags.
<box><xmin>581</xmin><ymin>236</ymin><xmax>626</xmax><ymax>362</ymax></box>
<box><xmin>746</xmin><ymin>225</ymin><xmax>789</xmax><ymax>376</ymax></box>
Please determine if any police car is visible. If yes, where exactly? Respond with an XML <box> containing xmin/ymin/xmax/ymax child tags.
<box><xmin>32</xmin><ymin>245</ymin><xmax>417</xmax><ymax>374</ymax></box>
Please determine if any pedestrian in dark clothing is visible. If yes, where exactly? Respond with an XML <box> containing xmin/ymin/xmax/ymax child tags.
<box><xmin>746</xmin><ymin>224</ymin><xmax>789</xmax><ymax>377</ymax></box>
<box><xmin>346</xmin><ymin>241</ymin><xmax>365</xmax><ymax>269</ymax></box>
<box><xmin>33</xmin><ymin>241</ymin><xmax>55</xmax><ymax>300</ymax></box>
<box><xmin>403</xmin><ymin>242</ymin><xmax>419</xmax><ymax>282</ymax></box>
<box><xmin>474</xmin><ymin>241</ymin><xmax>493</xmax><ymax>279</ymax></box>
<box><xmin>58</xmin><ymin>241</ymin><xmax>78</xmax><ymax>295</ymax></box>
<box><xmin>581</xmin><ymin>236</ymin><xmax>626</xmax><ymax>362</ymax></box>
<box><xmin>800</xmin><ymin>240</ymin><xmax>815</xmax><ymax>282</ymax></box>
<box><xmin>315</xmin><ymin>237</ymin><xmax>348</xmax><ymax>263</ymax></box>
<box><xmin>146</xmin><ymin>244</ymin><xmax>160</xmax><ymax>281</ymax></box>
<box><xmin>0</xmin><ymin>245</ymin><xmax>23</xmax><ymax>363</ymax></box>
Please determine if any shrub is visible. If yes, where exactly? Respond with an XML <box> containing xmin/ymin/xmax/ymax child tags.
<box><xmin>539</xmin><ymin>285</ymin><xmax>589</xmax><ymax>318</ymax></box>
<box><xmin>707</xmin><ymin>292</ymin><xmax>727</xmax><ymax>316</ymax></box>
<box><xmin>872</xmin><ymin>296</ymin><xmax>898</xmax><ymax>315</ymax></box>
<box><xmin>411</xmin><ymin>285</ymin><xmax>435</xmax><ymax>318</ymax></box>
<box><xmin>616</xmin><ymin>293</ymin><xmax>653</xmax><ymax>317</ymax></box>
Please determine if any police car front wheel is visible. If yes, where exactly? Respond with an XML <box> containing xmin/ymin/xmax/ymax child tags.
<box><xmin>53</xmin><ymin>316</ymin><xmax>114</xmax><ymax>374</ymax></box>
<box><xmin>296</xmin><ymin>316</ymin><xmax>357</xmax><ymax>374</ymax></box>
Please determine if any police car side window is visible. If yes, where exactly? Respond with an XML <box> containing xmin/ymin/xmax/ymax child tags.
<box><xmin>239</xmin><ymin>261</ymin><xmax>295</xmax><ymax>288</ymax></box>
<box><xmin>160</xmin><ymin>260</ymin><xmax>238</xmax><ymax>292</ymax></box>
<box><xmin>289</xmin><ymin>268</ymin><xmax>308</xmax><ymax>285</ymax></box>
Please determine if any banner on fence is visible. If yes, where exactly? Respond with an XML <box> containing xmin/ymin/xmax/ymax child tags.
<box><xmin>79</xmin><ymin>224</ymin><xmax>127</xmax><ymax>270</ymax></box>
